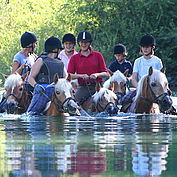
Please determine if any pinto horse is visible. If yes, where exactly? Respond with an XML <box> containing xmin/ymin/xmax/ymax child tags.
<box><xmin>120</xmin><ymin>67</ymin><xmax>173</xmax><ymax>114</ymax></box>
<box><xmin>81</xmin><ymin>82</ymin><xmax>118</xmax><ymax>115</ymax></box>
<box><xmin>103</xmin><ymin>69</ymin><xmax>129</xmax><ymax>103</ymax></box>
<box><xmin>45</xmin><ymin>73</ymin><xmax>81</xmax><ymax>116</ymax></box>
<box><xmin>3</xmin><ymin>72</ymin><xmax>31</xmax><ymax>114</ymax></box>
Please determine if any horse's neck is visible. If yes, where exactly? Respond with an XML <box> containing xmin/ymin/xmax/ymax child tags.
<box><xmin>45</xmin><ymin>96</ymin><xmax>63</xmax><ymax>116</ymax></box>
<box><xmin>135</xmin><ymin>98</ymin><xmax>153</xmax><ymax>113</ymax></box>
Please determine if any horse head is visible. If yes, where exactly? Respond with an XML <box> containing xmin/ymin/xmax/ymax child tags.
<box><xmin>49</xmin><ymin>73</ymin><xmax>80</xmax><ymax>116</ymax></box>
<box><xmin>104</xmin><ymin>69</ymin><xmax>129</xmax><ymax>103</ymax></box>
<box><xmin>135</xmin><ymin>66</ymin><xmax>173</xmax><ymax>113</ymax></box>
<box><xmin>4</xmin><ymin>72</ymin><xmax>29</xmax><ymax>114</ymax></box>
<box><xmin>92</xmin><ymin>82</ymin><xmax>118</xmax><ymax>115</ymax></box>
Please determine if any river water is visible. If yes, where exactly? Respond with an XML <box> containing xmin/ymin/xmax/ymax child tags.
<box><xmin>1</xmin><ymin>102</ymin><xmax>177</xmax><ymax>177</ymax></box>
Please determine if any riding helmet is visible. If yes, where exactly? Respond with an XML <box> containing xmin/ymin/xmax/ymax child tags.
<box><xmin>140</xmin><ymin>34</ymin><xmax>155</xmax><ymax>47</ymax></box>
<box><xmin>21</xmin><ymin>31</ymin><xmax>39</xmax><ymax>48</ymax></box>
<box><xmin>114</xmin><ymin>44</ymin><xmax>127</xmax><ymax>55</ymax></box>
<box><xmin>62</xmin><ymin>33</ymin><xmax>76</xmax><ymax>45</ymax></box>
<box><xmin>44</xmin><ymin>36</ymin><xmax>63</xmax><ymax>52</ymax></box>
<box><xmin>77</xmin><ymin>31</ymin><xmax>92</xmax><ymax>44</ymax></box>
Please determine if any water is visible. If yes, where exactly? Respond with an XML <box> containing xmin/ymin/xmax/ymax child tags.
<box><xmin>0</xmin><ymin>111</ymin><xmax>177</xmax><ymax>177</ymax></box>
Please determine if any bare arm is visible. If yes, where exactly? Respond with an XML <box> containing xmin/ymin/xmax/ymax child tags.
<box><xmin>131</xmin><ymin>72</ymin><xmax>138</xmax><ymax>88</ymax></box>
<box><xmin>89</xmin><ymin>71</ymin><xmax>109</xmax><ymax>80</ymax></box>
<box><xmin>11</xmin><ymin>61</ymin><xmax>20</xmax><ymax>74</ymax></box>
<box><xmin>28</xmin><ymin>58</ymin><xmax>43</xmax><ymax>87</ymax></box>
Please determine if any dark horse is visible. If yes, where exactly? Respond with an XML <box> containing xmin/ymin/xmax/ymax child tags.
<box><xmin>121</xmin><ymin>67</ymin><xmax>173</xmax><ymax>114</ymax></box>
<box><xmin>3</xmin><ymin>72</ymin><xmax>31</xmax><ymax>114</ymax></box>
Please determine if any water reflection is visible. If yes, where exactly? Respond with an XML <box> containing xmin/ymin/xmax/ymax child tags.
<box><xmin>0</xmin><ymin>114</ymin><xmax>176</xmax><ymax>176</ymax></box>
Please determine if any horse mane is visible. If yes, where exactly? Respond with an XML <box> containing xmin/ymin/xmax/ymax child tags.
<box><xmin>135</xmin><ymin>69</ymin><xmax>168</xmax><ymax>101</ymax></box>
<box><xmin>103</xmin><ymin>70</ymin><xmax>127</xmax><ymax>88</ymax></box>
<box><xmin>93</xmin><ymin>87</ymin><xmax>117</xmax><ymax>103</ymax></box>
<box><xmin>4</xmin><ymin>73</ymin><xmax>23</xmax><ymax>90</ymax></box>
<box><xmin>55</xmin><ymin>78</ymin><xmax>72</xmax><ymax>97</ymax></box>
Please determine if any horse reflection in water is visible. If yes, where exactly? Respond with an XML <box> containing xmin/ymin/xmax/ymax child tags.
<box><xmin>45</xmin><ymin>73</ymin><xmax>81</xmax><ymax>116</ymax></box>
<box><xmin>90</xmin><ymin>82</ymin><xmax>118</xmax><ymax>115</ymax></box>
<box><xmin>121</xmin><ymin>67</ymin><xmax>173</xmax><ymax>114</ymax></box>
<box><xmin>103</xmin><ymin>69</ymin><xmax>129</xmax><ymax>104</ymax></box>
<box><xmin>4</xmin><ymin>72</ymin><xmax>31</xmax><ymax>114</ymax></box>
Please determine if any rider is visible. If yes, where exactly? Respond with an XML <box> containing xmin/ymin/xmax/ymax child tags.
<box><xmin>67</xmin><ymin>31</ymin><xmax>108</xmax><ymax>109</ymax></box>
<box><xmin>11</xmin><ymin>31</ymin><xmax>39</xmax><ymax>75</ymax></box>
<box><xmin>59</xmin><ymin>33</ymin><xmax>78</xmax><ymax>91</ymax></box>
<box><xmin>0</xmin><ymin>31</ymin><xmax>39</xmax><ymax>113</ymax></box>
<box><xmin>59</xmin><ymin>33</ymin><xmax>77</xmax><ymax>69</ymax></box>
<box><xmin>131</xmin><ymin>34</ymin><xmax>163</xmax><ymax>88</ymax></box>
<box><xmin>27</xmin><ymin>36</ymin><xmax>67</xmax><ymax>115</ymax></box>
<box><xmin>108</xmin><ymin>43</ymin><xmax>132</xmax><ymax>77</ymax></box>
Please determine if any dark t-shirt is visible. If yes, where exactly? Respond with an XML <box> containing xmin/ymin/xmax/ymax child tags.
<box><xmin>108</xmin><ymin>59</ymin><xmax>133</xmax><ymax>77</ymax></box>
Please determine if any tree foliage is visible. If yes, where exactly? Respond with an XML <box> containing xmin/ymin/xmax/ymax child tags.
<box><xmin>0</xmin><ymin>0</ymin><xmax>177</xmax><ymax>82</ymax></box>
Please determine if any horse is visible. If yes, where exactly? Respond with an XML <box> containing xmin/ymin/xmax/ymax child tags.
<box><xmin>3</xmin><ymin>72</ymin><xmax>31</xmax><ymax>114</ymax></box>
<box><xmin>103</xmin><ymin>69</ymin><xmax>129</xmax><ymax>103</ymax></box>
<box><xmin>82</xmin><ymin>82</ymin><xmax>118</xmax><ymax>115</ymax></box>
<box><xmin>120</xmin><ymin>67</ymin><xmax>173</xmax><ymax>114</ymax></box>
<box><xmin>44</xmin><ymin>73</ymin><xmax>81</xmax><ymax>116</ymax></box>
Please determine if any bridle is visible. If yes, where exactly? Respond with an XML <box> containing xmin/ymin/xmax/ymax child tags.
<box><xmin>52</xmin><ymin>91</ymin><xmax>77</xmax><ymax>113</ymax></box>
<box><xmin>140</xmin><ymin>76</ymin><xmax>170</xmax><ymax>104</ymax></box>
<box><xmin>6</xmin><ymin>84</ymin><xmax>30</xmax><ymax>112</ymax></box>
<box><xmin>94</xmin><ymin>97</ymin><xmax>116</xmax><ymax>113</ymax></box>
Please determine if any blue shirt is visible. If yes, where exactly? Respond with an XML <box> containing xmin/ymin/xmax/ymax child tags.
<box><xmin>108</xmin><ymin>59</ymin><xmax>133</xmax><ymax>77</ymax></box>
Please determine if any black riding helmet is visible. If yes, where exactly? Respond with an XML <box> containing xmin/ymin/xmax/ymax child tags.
<box><xmin>77</xmin><ymin>31</ymin><xmax>92</xmax><ymax>44</ymax></box>
<box><xmin>21</xmin><ymin>31</ymin><xmax>39</xmax><ymax>48</ymax></box>
<box><xmin>114</xmin><ymin>44</ymin><xmax>127</xmax><ymax>56</ymax></box>
<box><xmin>140</xmin><ymin>34</ymin><xmax>155</xmax><ymax>47</ymax></box>
<box><xmin>45</xmin><ymin>36</ymin><xmax>63</xmax><ymax>53</ymax></box>
<box><xmin>62</xmin><ymin>33</ymin><xmax>76</xmax><ymax>45</ymax></box>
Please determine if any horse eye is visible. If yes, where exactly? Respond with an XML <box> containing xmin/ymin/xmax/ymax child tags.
<box><xmin>151</xmin><ymin>82</ymin><xmax>156</xmax><ymax>87</ymax></box>
<box><xmin>56</xmin><ymin>90</ymin><xmax>60</xmax><ymax>95</ymax></box>
<box><xmin>18</xmin><ymin>87</ymin><xmax>23</xmax><ymax>92</ymax></box>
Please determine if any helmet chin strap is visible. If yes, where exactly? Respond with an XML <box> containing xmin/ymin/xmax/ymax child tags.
<box><xmin>144</xmin><ymin>47</ymin><xmax>153</xmax><ymax>56</ymax></box>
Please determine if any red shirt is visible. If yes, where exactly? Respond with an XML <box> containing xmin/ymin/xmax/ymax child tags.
<box><xmin>67</xmin><ymin>49</ymin><xmax>107</xmax><ymax>84</ymax></box>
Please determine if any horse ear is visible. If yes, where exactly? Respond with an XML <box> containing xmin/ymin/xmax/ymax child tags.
<box><xmin>148</xmin><ymin>66</ymin><xmax>153</xmax><ymax>76</ymax></box>
<box><xmin>160</xmin><ymin>67</ymin><xmax>166</xmax><ymax>73</ymax></box>
<box><xmin>108</xmin><ymin>81</ymin><xmax>115</xmax><ymax>91</ymax></box>
<box><xmin>108</xmin><ymin>69</ymin><xmax>113</xmax><ymax>77</ymax></box>
<box><xmin>96</xmin><ymin>82</ymin><xmax>101</xmax><ymax>92</ymax></box>
<box><xmin>67</xmin><ymin>73</ymin><xmax>72</xmax><ymax>82</ymax></box>
<box><xmin>1</xmin><ymin>73</ymin><xmax>8</xmax><ymax>79</ymax></box>
<box><xmin>54</xmin><ymin>73</ymin><xmax>59</xmax><ymax>84</ymax></box>
<box><xmin>21</xmin><ymin>72</ymin><xmax>29</xmax><ymax>81</ymax></box>
<box><xmin>124</xmin><ymin>69</ymin><xmax>129</xmax><ymax>77</ymax></box>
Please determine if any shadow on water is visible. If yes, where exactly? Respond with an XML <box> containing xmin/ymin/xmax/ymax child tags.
<box><xmin>0</xmin><ymin>111</ymin><xmax>177</xmax><ymax>176</ymax></box>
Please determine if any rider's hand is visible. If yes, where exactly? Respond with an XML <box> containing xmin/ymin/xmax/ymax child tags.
<box><xmin>89</xmin><ymin>73</ymin><xmax>98</xmax><ymax>80</ymax></box>
<box><xmin>34</xmin><ymin>84</ymin><xmax>45</xmax><ymax>94</ymax></box>
<box><xmin>80</xmin><ymin>74</ymin><xmax>90</xmax><ymax>80</ymax></box>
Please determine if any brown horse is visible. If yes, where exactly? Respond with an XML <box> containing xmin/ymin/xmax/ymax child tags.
<box><xmin>82</xmin><ymin>82</ymin><xmax>118</xmax><ymax>115</ymax></box>
<box><xmin>45</xmin><ymin>74</ymin><xmax>81</xmax><ymax>116</ymax></box>
<box><xmin>103</xmin><ymin>69</ymin><xmax>129</xmax><ymax>103</ymax></box>
<box><xmin>120</xmin><ymin>67</ymin><xmax>173</xmax><ymax>114</ymax></box>
<box><xmin>3</xmin><ymin>72</ymin><xmax>31</xmax><ymax>114</ymax></box>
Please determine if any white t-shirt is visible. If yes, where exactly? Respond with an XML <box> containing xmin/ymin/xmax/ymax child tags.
<box><xmin>13</xmin><ymin>51</ymin><xmax>36</xmax><ymax>75</ymax></box>
<box><xmin>133</xmin><ymin>55</ymin><xmax>163</xmax><ymax>80</ymax></box>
